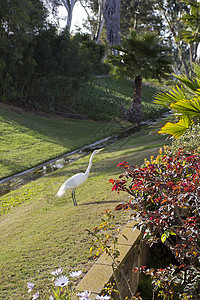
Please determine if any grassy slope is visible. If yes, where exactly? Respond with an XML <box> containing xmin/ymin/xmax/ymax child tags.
<box><xmin>0</xmin><ymin>77</ymin><xmax>170</xmax><ymax>298</ymax></box>
<box><xmin>0</xmin><ymin>104</ymin><xmax>130</xmax><ymax>179</ymax></box>
<box><xmin>0</xmin><ymin>126</ymin><xmax>171</xmax><ymax>299</ymax></box>
<box><xmin>0</xmin><ymin>76</ymin><xmax>166</xmax><ymax>180</ymax></box>
<box><xmin>77</xmin><ymin>77</ymin><xmax>166</xmax><ymax>120</ymax></box>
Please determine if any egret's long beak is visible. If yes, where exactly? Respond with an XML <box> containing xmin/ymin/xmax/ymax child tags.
<box><xmin>98</xmin><ymin>148</ymin><xmax>104</xmax><ymax>151</ymax></box>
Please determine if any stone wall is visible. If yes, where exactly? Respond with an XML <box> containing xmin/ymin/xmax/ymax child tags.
<box><xmin>77</xmin><ymin>220</ymin><xmax>148</xmax><ymax>299</ymax></box>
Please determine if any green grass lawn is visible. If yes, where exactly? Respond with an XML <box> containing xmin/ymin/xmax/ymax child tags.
<box><xmin>0</xmin><ymin>83</ymin><xmax>172</xmax><ymax>298</ymax></box>
<box><xmin>0</xmin><ymin>104</ymin><xmax>131</xmax><ymax>179</ymax></box>
<box><xmin>0</xmin><ymin>123</ymin><xmax>171</xmax><ymax>299</ymax></box>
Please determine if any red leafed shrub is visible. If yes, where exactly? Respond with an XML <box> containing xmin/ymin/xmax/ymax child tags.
<box><xmin>110</xmin><ymin>147</ymin><xmax>200</xmax><ymax>298</ymax></box>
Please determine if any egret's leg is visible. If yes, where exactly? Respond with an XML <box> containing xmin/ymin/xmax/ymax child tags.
<box><xmin>72</xmin><ymin>189</ymin><xmax>77</xmax><ymax>206</ymax></box>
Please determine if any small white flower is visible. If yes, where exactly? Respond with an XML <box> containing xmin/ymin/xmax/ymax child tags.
<box><xmin>55</xmin><ymin>275</ymin><xmax>69</xmax><ymax>287</ymax></box>
<box><xmin>32</xmin><ymin>291</ymin><xmax>39</xmax><ymax>300</ymax></box>
<box><xmin>49</xmin><ymin>296</ymin><xmax>54</xmax><ymax>300</ymax></box>
<box><xmin>27</xmin><ymin>282</ymin><xmax>35</xmax><ymax>293</ymax></box>
<box><xmin>77</xmin><ymin>290</ymin><xmax>91</xmax><ymax>300</ymax></box>
<box><xmin>96</xmin><ymin>295</ymin><xmax>110</xmax><ymax>300</ymax></box>
<box><xmin>51</xmin><ymin>268</ymin><xmax>63</xmax><ymax>276</ymax></box>
<box><xmin>70</xmin><ymin>270</ymin><xmax>82</xmax><ymax>278</ymax></box>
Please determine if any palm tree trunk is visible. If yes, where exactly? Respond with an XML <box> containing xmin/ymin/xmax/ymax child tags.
<box><xmin>129</xmin><ymin>74</ymin><xmax>142</xmax><ymax>124</ymax></box>
<box><xmin>120</xmin><ymin>75</ymin><xmax>142</xmax><ymax>125</ymax></box>
<box><xmin>132</xmin><ymin>75</ymin><xmax>142</xmax><ymax>107</ymax></box>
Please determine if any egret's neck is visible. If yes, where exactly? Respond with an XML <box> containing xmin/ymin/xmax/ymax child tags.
<box><xmin>85</xmin><ymin>152</ymin><xmax>96</xmax><ymax>177</ymax></box>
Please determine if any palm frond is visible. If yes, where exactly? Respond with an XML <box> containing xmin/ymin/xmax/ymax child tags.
<box><xmin>158</xmin><ymin>118</ymin><xmax>192</xmax><ymax>139</ymax></box>
<box><xmin>170</xmin><ymin>96</ymin><xmax>200</xmax><ymax>118</ymax></box>
<box><xmin>173</xmin><ymin>74</ymin><xmax>200</xmax><ymax>92</ymax></box>
<box><xmin>154</xmin><ymin>85</ymin><xmax>186</xmax><ymax>108</ymax></box>
<box><xmin>193</xmin><ymin>63</ymin><xmax>200</xmax><ymax>78</ymax></box>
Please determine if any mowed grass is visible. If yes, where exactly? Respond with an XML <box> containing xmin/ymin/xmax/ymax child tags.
<box><xmin>0</xmin><ymin>126</ymin><xmax>171</xmax><ymax>299</ymax></box>
<box><xmin>0</xmin><ymin>104</ymin><xmax>131</xmax><ymax>179</ymax></box>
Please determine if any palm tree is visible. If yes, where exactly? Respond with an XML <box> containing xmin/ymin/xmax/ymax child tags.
<box><xmin>107</xmin><ymin>30</ymin><xmax>172</xmax><ymax>125</ymax></box>
<box><xmin>155</xmin><ymin>63</ymin><xmax>200</xmax><ymax>138</ymax></box>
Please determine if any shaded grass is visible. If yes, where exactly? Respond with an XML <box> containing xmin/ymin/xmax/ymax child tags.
<box><xmin>0</xmin><ymin>126</ymin><xmax>171</xmax><ymax>299</ymax></box>
<box><xmin>77</xmin><ymin>77</ymin><xmax>166</xmax><ymax>120</ymax></box>
<box><xmin>0</xmin><ymin>104</ymin><xmax>131</xmax><ymax>179</ymax></box>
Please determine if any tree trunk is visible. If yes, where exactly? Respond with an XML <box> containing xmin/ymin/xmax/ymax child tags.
<box><xmin>67</xmin><ymin>6</ymin><xmax>72</xmax><ymax>29</ymax></box>
<box><xmin>120</xmin><ymin>75</ymin><xmax>142</xmax><ymax>125</ymax></box>
<box><xmin>95</xmin><ymin>18</ymin><xmax>104</xmax><ymax>44</ymax></box>
<box><xmin>62</xmin><ymin>0</ymin><xmax>77</xmax><ymax>32</ymax></box>
<box><xmin>94</xmin><ymin>0</ymin><xmax>105</xmax><ymax>44</ymax></box>
<box><xmin>103</xmin><ymin>0</ymin><xmax>121</xmax><ymax>47</ymax></box>
<box><xmin>80</xmin><ymin>0</ymin><xmax>104</xmax><ymax>43</ymax></box>
<box><xmin>158</xmin><ymin>0</ymin><xmax>189</xmax><ymax>76</ymax></box>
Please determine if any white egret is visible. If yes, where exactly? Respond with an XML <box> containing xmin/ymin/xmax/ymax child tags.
<box><xmin>56</xmin><ymin>148</ymin><xmax>104</xmax><ymax>206</ymax></box>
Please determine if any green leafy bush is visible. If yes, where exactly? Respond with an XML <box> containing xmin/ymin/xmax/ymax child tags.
<box><xmin>0</xmin><ymin>3</ymin><xmax>108</xmax><ymax>111</ymax></box>
<box><xmin>110</xmin><ymin>147</ymin><xmax>200</xmax><ymax>298</ymax></box>
<box><xmin>74</xmin><ymin>33</ymin><xmax>110</xmax><ymax>76</ymax></box>
<box><xmin>27</xmin><ymin>28</ymin><xmax>94</xmax><ymax>109</ymax></box>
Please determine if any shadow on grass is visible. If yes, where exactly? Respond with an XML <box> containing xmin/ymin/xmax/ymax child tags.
<box><xmin>80</xmin><ymin>199</ymin><xmax>120</xmax><ymax>206</ymax></box>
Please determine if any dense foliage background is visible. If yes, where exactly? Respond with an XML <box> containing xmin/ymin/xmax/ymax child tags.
<box><xmin>0</xmin><ymin>0</ymin><xmax>107</xmax><ymax>111</ymax></box>
<box><xmin>1</xmin><ymin>0</ymin><xmax>199</xmax><ymax>120</ymax></box>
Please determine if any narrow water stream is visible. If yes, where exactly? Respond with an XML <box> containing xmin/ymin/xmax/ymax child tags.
<box><xmin>0</xmin><ymin>124</ymin><xmax>140</xmax><ymax>197</ymax></box>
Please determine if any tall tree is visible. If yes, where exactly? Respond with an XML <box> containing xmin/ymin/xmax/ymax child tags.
<box><xmin>107</xmin><ymin>31</ymin><xmax>172</xmax><ymax>124</ymax></box>
<box><xmin>81</xmin><ymin>0</ymin><xmax>121</xmax><ymax>46</ymax></box>
<box><xmin>79</xmin><ymin>0</ymin><xmax>105</xmax><ymax>43</ymax></box>
<box><xmin>180</xmin><ymin>0</ymin><xmax>200</xmax><ymax>73</ymax></box>
<box><xmin>103</xmin><ymin>0</ymin><xmax>121</xmax><ymax>47</ymax></box>
<box><xmin>156</xmin><ymin>0</ymin><xmax>190</xmax><ymax>75</ymax></box>
<box><xmin>120</xmin><ymin>0</ymin><xmax>164</xmax><ymax>36</ymax></box>
<box><xmin>61</xmin><ymin>0</ymin><xmax>78</xmax><ymax>29</ymax></box>
<box><xmin>44</xmin><ymin>0</ymin><xmax>79</xmax><ymax>32</ymax></box>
